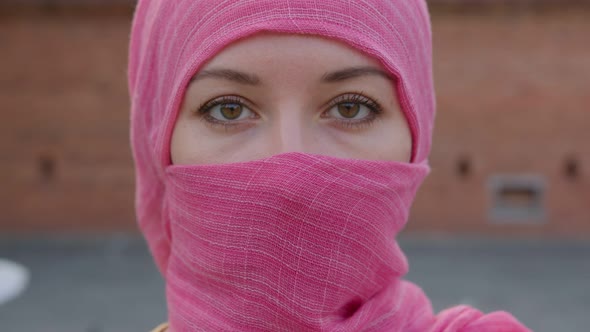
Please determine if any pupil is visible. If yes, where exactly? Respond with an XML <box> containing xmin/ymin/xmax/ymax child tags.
<box><xmin>220</xmin><ymin>104</ymin><xmax>242</xmax><ymax>120</ymax></box>
<box><xmin>338</xmin><ymin>103</ymin><xmax>360</xmax><ymax>118</ymax></box>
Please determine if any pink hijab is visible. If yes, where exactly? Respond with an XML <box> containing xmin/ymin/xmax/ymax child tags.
<box><xmin>128</xmin><ymin>1</ymin><xmax>531</xmax><ymax>330</ymax></box>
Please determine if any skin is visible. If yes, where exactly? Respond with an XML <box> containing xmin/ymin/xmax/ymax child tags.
<box><xmin>170</xmin><ymin>34</ymin><xmax>412</xmax><ymax>165</ymax></box>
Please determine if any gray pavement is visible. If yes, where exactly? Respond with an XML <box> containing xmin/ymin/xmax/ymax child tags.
<box><xmin>0</xmin><ymin>234</ymin><xmax>588</xmax><ymax>332</ymax></box>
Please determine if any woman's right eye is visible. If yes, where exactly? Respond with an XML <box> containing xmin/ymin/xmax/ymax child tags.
<box><xmin>197</xmin><ymin>96</ymin><xmax>258</xmax><ymax>127</ymax></box>
<box><xmin>208</xmin><ymin>103</ymin><xmax>252</xmax><ymax>121</ymax></box>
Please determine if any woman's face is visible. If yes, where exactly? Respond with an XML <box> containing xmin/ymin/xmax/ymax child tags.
<box><xmin>171</xmin><ymin>34</ymin><xmax>411</xmax><ymax>165</ymax></box>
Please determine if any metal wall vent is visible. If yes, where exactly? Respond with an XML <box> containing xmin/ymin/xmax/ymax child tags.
<box><xmin>488</xmin><ymin>174</ymin><xmax>546</xmax><ymax>224</ymax></box>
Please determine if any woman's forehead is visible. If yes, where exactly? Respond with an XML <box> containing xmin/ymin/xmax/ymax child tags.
<box><xmin>197</xmin><ymin>33</ymin><xmax>388</xmax><ymax>75</ymax></box>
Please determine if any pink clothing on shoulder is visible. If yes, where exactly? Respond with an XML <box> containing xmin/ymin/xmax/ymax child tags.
<box><xmin>128</xmin><ymin>0</ymin><xmax>532</xmax><ymax>331</ymax></box>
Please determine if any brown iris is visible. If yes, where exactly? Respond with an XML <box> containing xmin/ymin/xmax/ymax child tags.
<box><xmin>337</xmin><ymin>102</ymin><xmax>360</xmax><ymax>118</ymax></box>
<box><xmin>220</xmin><ymin>103</ymin><xmax>243</xmax><ymax>120</ymax></box>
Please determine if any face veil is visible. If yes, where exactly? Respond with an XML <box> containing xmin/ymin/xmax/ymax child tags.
<box><xmin>128</xmin><ymin>1</ymin><xmax>530</xmax><ymax>331</ymax></box>
<box><xmin>163</xmin><ymin>152</ymin><xmax>428</xmax><ymax>330</ymax></box>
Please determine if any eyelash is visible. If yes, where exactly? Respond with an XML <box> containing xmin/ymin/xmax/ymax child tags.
<box><xmin>323</xmin><ymin>92</ymin><xmax>383</xmax><ymax>129</ymax></box>
<box><xmin>195</xmin><ymin>92</ymin><xmax>383</xmax><ymax>130</ymax></box>
<box><xmin>196</xmin><ymin>95</ymin><xmax>257</xmax><ymax>130</ymax></box>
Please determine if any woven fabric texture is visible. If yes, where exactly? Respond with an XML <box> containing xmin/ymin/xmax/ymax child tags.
<box><xmin>128</xmin><ymin>0</ymin><xmax>531</xmax><ymax>330</ymax></box>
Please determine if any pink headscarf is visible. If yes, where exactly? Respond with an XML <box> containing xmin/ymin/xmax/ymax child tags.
<box><xmin>128</xmin><ymin>1</ymin><xmax>531</xmax><ymax>330</ymax></box>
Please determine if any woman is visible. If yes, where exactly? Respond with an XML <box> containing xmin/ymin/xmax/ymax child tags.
<box><xmin>128</xmin><ymin>1</ymin><xmax>532</xmax><ymax>331</ymax></box>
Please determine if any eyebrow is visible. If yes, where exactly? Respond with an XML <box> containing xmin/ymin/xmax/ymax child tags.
<box><xmin>321</xmin><ymin>66</ymin><xmax>392</xmax><ymax>83</ymax></box>
<box><xmin>191</xmin><ymin>69</ymin><xmax>261</xmax><ymax>85</ymax></box>
<box><xmin>190</xmin><ymin>66</ymin><xmax>392</xmax><ymax>85</ymax></box>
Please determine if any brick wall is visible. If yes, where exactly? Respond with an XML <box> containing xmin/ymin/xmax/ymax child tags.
<box><xmin>409</xmin><ymin>10</ymin><xmax>590</xmax><ymax>236</ymax></box>
<box><xmin>1</xmin><ymin>12</ymin><xmax>135</xmax><ymax>231</ymax></box>
<box><xmin>1</xmin><ymin>7</ymin><xmax>588</xmax><ymax>235</ymax></box>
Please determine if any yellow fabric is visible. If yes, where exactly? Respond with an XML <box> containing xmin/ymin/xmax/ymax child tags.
<box><xmin>150</xmin><ymin>322</ymin><xmax>168</xmax><ymax>332</ymax></box>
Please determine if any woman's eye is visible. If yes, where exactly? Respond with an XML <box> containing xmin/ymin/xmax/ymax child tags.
<box><xmin>326</xmin><ymin>101</ymin><xmax>373</xmax><ymax>121</ymax></box>
<box><xmin>196</xmin><ymin>96</ymin><xmax>258</xmax><ymax>128</ymax></box>
<box><xmin>334</xmin><ymin>102</ymin><xmax>365</xmax><ymax>119</ymax></box>
<box><xmin>321</xmin><ymin>93</ymin><xmax>383</xmax><ymax>129</ymax></box>
<box><xmin>208</xmin><ymin>103</ymin><xmax>252</xmax><ymax>121</ymax></box>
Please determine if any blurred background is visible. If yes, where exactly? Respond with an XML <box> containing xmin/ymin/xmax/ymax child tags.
<box><xmin>0</xmin><ymin>0</ymin><xmax>589</xmax><ymax>331</ymax></box>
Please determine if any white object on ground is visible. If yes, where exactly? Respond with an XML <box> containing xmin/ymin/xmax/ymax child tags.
<box><xmin>0</xmin><ymin>258</ymin><xmax>30</xmax><ymax>305</ymax></box>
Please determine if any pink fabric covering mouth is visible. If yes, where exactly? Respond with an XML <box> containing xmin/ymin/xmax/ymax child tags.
<box><xmin>163</xmin><ymin>152</ymin><xmax>429</xmax><ymax>330</ymax></box>
<box><xmin>161</xmin><ymin>152</ymin><xmax>529</xmax><ymax>331</ymax></box>
<box><xmin>128</xmin><ymin>0</ymin><xmax>531</xmax><ymax>330</ymax></box>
